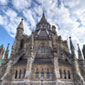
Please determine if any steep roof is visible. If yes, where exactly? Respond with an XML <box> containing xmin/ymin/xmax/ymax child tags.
<box><xmin>37</xmin><ymin>12</ymin><xmax>50</xmax><ymax>26</ymax></box>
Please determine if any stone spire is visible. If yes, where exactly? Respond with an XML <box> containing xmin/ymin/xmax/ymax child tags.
<box><xmin>0</xmin><ymin>44</ymin><xmax>4</xmax><ymax>59</ymax></box>
<box><xmin>77</xmin><ymin>43</ymin><xmax>83</xmax><ymax>60</ymax></box>
<box><xmin>40</xmin><ymin>11</ymin><xmax>47</xmax><ymax>23</ymax></box>
<box><xmin>69</xmin><ymin>37</ymin><xmax>74</xmax><ymax>53</ymax></box>
<box><xmin>82</xmin><ymin>45</ymin><xmax>85</xmax><ymax>59</ymax></box>
<box><xmin>4</xmin><ymin>43</ymin><xmax>9</xmax><ymax>60</ymax></box>
<box><xmin>36</xmin><ymin>11</ymin><xmax>50</xmax><ymax>31</ymax></box>
<box><xmin>69</xmin><ymin>37</ymin><xmax>75</xmax><ymax>59</ymax></box>
<box><xmin>16</xmin><ymin>18</ymin><xmax>24</xmax><ymax>39</ymax></box>
<box><xmin>37</xmin><ymin>11</ymin><xmax>49</xmax><ymax>26</ymax></box>
<box><xmin>17</xmin><ymin>18</ymin><xmax>24</xmax><ymax>30</ymax></box>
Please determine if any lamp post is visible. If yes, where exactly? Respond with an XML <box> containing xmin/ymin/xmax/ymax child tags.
<box><xmin>41</xmin><ymin>77</ymin><xmax>44</xmax><ymax>85</ymax></box>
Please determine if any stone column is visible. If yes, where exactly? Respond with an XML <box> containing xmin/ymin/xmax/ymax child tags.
<box><xmin>72</xmin><ymin>58</ymin><xmax>84</xmax><ymax>85</ymax></box>
<box><xmin>54</xmin><ymin>53</ymin><xmax>61</xmax><ymax>85</ymax></box>
<box><xmin>24</xmin><ymin>56</ymin><xmax>34</xmax><ymax>85</ymax></box>
<box><xmin>1</xmin><ymin>60</ymin><xmax>13</xmax><ymax>85</ymax></box>
<box><xmin>54</xmin><ymin>53</ymin><xmax>60</xmax><ymax>79</ymax></box>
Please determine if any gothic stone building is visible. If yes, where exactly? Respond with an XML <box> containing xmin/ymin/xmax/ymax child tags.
<box><xmin>0</xmin><ymin>13</ymin><xmax>85</xmax><ymax>85</ymax></box>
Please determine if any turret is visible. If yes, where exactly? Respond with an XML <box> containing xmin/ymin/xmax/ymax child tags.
<box><xmin>0</xmin><ymin>44</ymin><xmax>4</xmax><ymax>66</ymax></box>
<box><xmin>4</xmin><ymin>43</ymin><xmax>9</xmax><ymax>60</ymax></box>
<box><xmin>77</xmin><ymin>43</ymin><xmax>83</xmax><ymax>60</ymax></box>
<box><xmin>69</xmin><ymin>39</ymin><xmax>84</xmax><ymax>82</ymax></box>
<box><xmin>69</xmin><ymin>37</ymin><xmax>75</xmax><ymax>59</ymax></box>
<box><xmin>52</xmin><ymin>25</ymin><xmax>57</xmax><ymax>34</ymax></box>
<box><xmin>0</xmin><ymin>44</ymin><xmax>4</xmax><ymax>59</ymax></box>
<box><xmin>16</xmin><ymin>18</ymin><xmax>24</xmax><ymax>39</ymax></box>
<box><xmin>2</xmin><ymin>43</ymin><xmax>9</xmax><ymax>65</ymax></box>
<box><xmin>10</xmin><ymin>19</ymin><xmax>24</xmax><ymax>57</ymax></box>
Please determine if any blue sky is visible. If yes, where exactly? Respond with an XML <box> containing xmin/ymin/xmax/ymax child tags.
<box><xmin>0</xmin><ymin>0</ymin><xmax>85</xmax><ymax>58</ymax></box>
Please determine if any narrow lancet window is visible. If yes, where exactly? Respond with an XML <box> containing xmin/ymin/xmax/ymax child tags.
<box><xmin>64</xmin><ymin>70</ymin><xmax>66</xmax><ymax>79</ymax></box>
<box><xmin>59</xmin><ymin>69</ymin><xmax>62</xmax><ymax>79</ymax></box>
<box><xmin>46</xmin><ymin>68</ymin><xmax>50</xmax><ymax>79</ymax></box>
<box><xmin>41</xmin><ymin>68</ymin><xmax>44</xmax><ymax>78</ymax></box>
<box><xmin>19</xmin><ymin>70</ymin><xmax>22</xmax><ymax>79</ymax></box>
<box><xmin>15</xmin><ymin>70</ymin><xmax>18</xmax><ymax>79</ymax></box>
<box><xmin>35</xmin><ymin>68</ymin><xmax>39</xmax><ymax>79</ymax></box>
<box><xmin>68</xmin><ymin>70</ymin><xmax>71</xmax><ymax>79</ymax></box>
<box><xmin>23</xmin><ymin>69</ymin><xmax>26</xmax><ymax>78</ymax></box>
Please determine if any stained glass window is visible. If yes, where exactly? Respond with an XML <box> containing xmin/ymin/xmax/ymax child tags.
<box><xmin>35</xmin><ymin>68</ymin><xmax>39</xmax><ymax>79</ymax></box>
<box><xmin>46</xmin><ymin>68</ymin><xmax>50</xmax><ymax>79</ymax></box>
<box><xmin>41</xmin><ymin>68</ymin><xmax>44</xmax><ymax>78</ymax></box>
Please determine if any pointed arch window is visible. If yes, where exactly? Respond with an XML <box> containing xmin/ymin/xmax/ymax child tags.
<box><xmin>64</xmin><ymin>70</ymin><xmax>66</xmax><ymax>79</ymax></box>
<box><xmin>41</xmin><ymin>68</ymin><xmax>44</xmax><ymax>78</ymax></box>
<box><xmin>59</xmin><ymin>69</ymin><xmax>62</xmax><ymax>79</ymax></box>
<box><xmin>35</xmin><ymin>68</ymin><xmax>39</xmax><ymax>79</ymax></box>
<box><xmin>19</xmin><ymin>70</ymin><xmax>22</xmax><ymax>79</ymax></box>
<box><xmin>46</xmin><ymin>68</ymin><xmax>50</xmax><ymax>79</ymax></box>
<box><xmin>68</xmin><ymin>70</ymin><xmax>71</xmax><ymax>79</ymax></box>
<box><xmin>15</xmin><ymin>70</ymin><xmax>18</xmax><ymax>79</ymax></box>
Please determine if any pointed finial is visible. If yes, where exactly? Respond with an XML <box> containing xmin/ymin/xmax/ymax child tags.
<box><xmin>21</xmin><ymin>17</ymin><xmax>23</xmax><ymax>20</ymax></box>
<box><xmin>77</xmin><ymin>43</ymin><xmax>79</xmax><ymax>48</ymax></box>
<box><xmin>0</xmin><ymin>44</ymin><xmax>4</xmax><ymax>49</ymax></box>
<box><xmin>77</xmin><ymin>43</ymin><xmax>83</xmax><ymax>60</ymax></box>
<box><xmin>6</xmin><ymin>43</ymin><xmax>10</xmax><ymax>50</ymax></box>
<box><xmin>69</xmin><ymin>36</ymin><xmax>71</xmax><ymax>39</ymax></box>
<box><xmin>42</xmin><ymin>9</ymin><xmax>45</xmax><ymax>17</ymax></box>
<box><xmin>39</xmin><ymin>9</ymin><xmax>47</xmax><ymax>23</ymax></box>
<box><xmin>17</xmin><ymin>18</ymin><xmax>24</xmax><ymax>30</ymax></box>
<box><xmin>4</xmin><ymin>43</ymin><xmax>9</xmax><ymax>60</ymax></box>
<box><xmin>69</xmin><ymin>36</ymin><xmax>75</xmax><ymax>58</ymax></box>
<box><xmin>77</xmin><ymin>43</ymin><xmax>80</xmax><ymax>52</ymax></box>
<box><xmin>8</xmin><ymin>43</ymin><xmax>10</xmax><ymax>46</ymax></box>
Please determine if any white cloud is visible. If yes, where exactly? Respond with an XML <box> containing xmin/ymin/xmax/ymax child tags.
<box><xmin>0</xmin><ymin>0</ymin><xmax>85</xmax><ymax>57</ymax></box>
<box><xmin>12</xmin><ymin>0</ymin><xmax>31</xmax><ymax>11</ymax></box>
<box><xmin>0</xmin><ymin>9</ymin><xmax>31</xmax><ymax>37</ymax></box>
<box><xmin>0</xmin><ymin>0</ymin><xmax>8</xmax><ymax>5</ymax></box>
<box><xmin>0</xmin><ymin>15</ymin><xmax>4</xmax><ymax>25</ymax></box>
<box><xmin>5</xmin><ymin>9</ymin><xmax>17</xmax><ymax>19</ymax></box>
<box><xmin>23</xmin><ymin>21</ymin><xmax>31</xmax><ymax>35</ymax></box>
<box><xmin>23</xmin><ymin>9</ymin><xmax>36</xmax><ymax>28</ymax></box>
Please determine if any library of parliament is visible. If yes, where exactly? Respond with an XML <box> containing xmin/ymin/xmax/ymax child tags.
<box><xmin>0</xmin><ymin>12</ymin><xmax>85</xmax><ymax>85</ymax></box>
